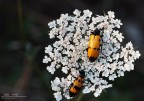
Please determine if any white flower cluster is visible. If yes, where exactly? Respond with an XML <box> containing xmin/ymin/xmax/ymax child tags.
<box><xmin>43</xmin><ymin>9</ymin><xmax>141</xmax><ymax>101</ymax></box>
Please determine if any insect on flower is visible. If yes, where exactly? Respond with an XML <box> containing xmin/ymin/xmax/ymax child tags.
<box><xmin>69</xmin><ymin>70</ymin><xmax>85</xmax><ymax>97</ymax></box>
<box><xmin>88</xmin><ymin>29</ymin><xmax>101</xmax><ymax>62</ymax></box>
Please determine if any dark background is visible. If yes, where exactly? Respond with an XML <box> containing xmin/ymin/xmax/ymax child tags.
<box><xmin>0</xmin><ymin>0</ymin><xmax>144</xmax><ymax>101</ymax></box>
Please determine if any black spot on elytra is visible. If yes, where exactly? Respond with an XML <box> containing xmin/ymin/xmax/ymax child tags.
<box><xmin>69</xmin><ymin>91</ymin><xmax>77</xmax><ymax>97</ymax></box>
<box><xmin>74</xmin><ymin>86</ymin><xmax>81</xmax><ymax>90</ymax></box>
<box><xmin>89</xmin><ymin>57</ymin><xmax>97</xmax><ymax>62</ymax></box>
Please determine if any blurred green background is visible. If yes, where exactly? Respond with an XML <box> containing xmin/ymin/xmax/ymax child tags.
<box><xmin>0</xmin><ymin>0</ymin><xmax>144</xmax><ymax>101</ymax></box>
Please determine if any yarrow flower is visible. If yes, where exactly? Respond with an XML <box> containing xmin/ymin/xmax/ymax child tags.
<box><xmin>43</xmin><ymin>9</ymin><xmax>141</xmax><ymax>101</ymax></box>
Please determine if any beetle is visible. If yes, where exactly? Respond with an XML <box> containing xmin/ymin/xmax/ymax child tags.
<box><xmin>88</xmin><ymin>29</ymin><xmax>101</xmax><ymax>62</ymax></box>
<box><xmin>69</xmin><ymin>70</ymin><xmax>85</xmax><ymax>97</ymax></box>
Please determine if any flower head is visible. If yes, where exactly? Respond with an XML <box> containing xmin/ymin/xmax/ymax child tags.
<box><xmin>43</xmin><ymin>9</ymin><xmax>141</xmax><ymax>101</ymax></box>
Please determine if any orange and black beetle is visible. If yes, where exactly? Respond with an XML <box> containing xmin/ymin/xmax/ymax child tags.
<box><xmin>69</xmin><ymin>70</ymin><xmax>85</xmax><ymax>97</ymax></box>
<box><xmin>88</xmin><ymin>29</ymin><xmax>101</xmax><ymax>62</ymax></box>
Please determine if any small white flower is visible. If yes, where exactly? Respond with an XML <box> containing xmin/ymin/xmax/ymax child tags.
<box><xmin>60</xmin><ymin>78</ymin><xmax>69</xmax><ymax>87</ymax></box>
<box><xmin>54</xmin><ymin>92</ymin><xmax>62</xmax><ymax>101</ymax></box>
<box><xmin>49</xmin><ymin>32</ymin><xmax>55</xmax><ymax>39</ymax></box>
<box><xmin>115</xmin><ymin>19</ymin><xmax>122</xmax><ymax>28</ymax></box>
<box><xmin>126</xmin><ymin>41</ymin><xmax>133</xmax><ymax>48</ymax></box>
<box><xmin>83</xmin><ymin>86</ymin><xmax>91</xmax><ymax>93</ymax></box>
<box><xmin>118</xmin><ymin>33</ymin><xmax>124</xmax><ymax>42</ymax></box>
<box><xmin>53</xmin><ymin>77</ymin><xmax>61</xmax><ymax>85</ymax></box>
<box><xmin>124</xmin><ymin>63</ymin><xmax>130</xmax><ymax>71</ymax></box>
<box><xmin>73</xmin><ymin>9</ymin><xmax>81</xmax><ymax>16</ymax></box>
<box><xmin>48</xmin><ymin>20</ymin><xmax>56</xmax><ymax>28</ymax></box>
<box><xmin>49</xmin><ymin>52</ymin><xmax>54</xmax><ymax>59</ymax></box>
<box><xmin>53</xmin><ymin>42</ymin><xmax>59</xmax><ymax>48</ymax></box>
<box><xmin>67</xmin><ymin>74</ymin><xmax>72</xmax><ymax>81</ymax></box>
<box><xmin>102</xmin><ymin>69</ymin><xmax>109</xmax><ymax>77</ymax></box>
<box><xmin>120</xmin><ymin>47</ymin><xmax>127</xmax><ymax>58</ymax></box>
<box><xmin>108</xmin><ymin>11</ymin><xmax>115</xmax><ymax>18</ymax></box>
<box><xmin>117</xmin><ymin>70</ymin><xmax>124</xmax><ymax>77</ymax></box>
<box><xmin>43</xmin><ymin>55</ymin><xmax>51</xmax><ymax>63</ymax></box>
<box><xmin>83</xmin><ymin>9</ymin><xmax>92</xmax><ymax>17</ymax></box>
<box><xmin>90</xmin><ymin>85</ymin><xmax>96</xmax><ymax>92</ymax></box>
<box><xmin>100</xmin><ymin>80</ymin><xmax>108</xmax><ymax>85</ymax></box>
<box><xmin>62</xmin><ymin>66</ymin><xmax>69</xmax><ymax>74</ymax></box>
<box><xmin>113</xmin><ymin>31</ymin><xmax>124</xmax><ymax>42</ymax></box>
<box><xmin>60</xmin><ymin>13</ymin><xmax>69</xmax><ymax>20</ymax></box>
<box><xmin>47</xmin><ymin>66</ymin><xmax>55</xmax><ymax>74</ymax></box>
<box><xmin>134</xmin><ymin>51</ymin><xmax>141</xmax><ymax>59</ymax></box>
<box><xmin>124</xmin><ymin>61</ymin><xmax>134</xmax><ymax>71</ymax></box>
<box><xmin>109</xmin><ymin>63</ymin><xmax>118</xmax><ymax>74</ymax></box>
<box><xmin>112</xmin><ymin>53</ymin><xmax>119</xmax><ymax>60</ymax></box>
<box><xmin>56</xmin><ymin>64</ymin><xmax>61</xmax><ymax>69</ymax></box>
<box><xmin>109</xmin><ymin>74</ymin><xmax>117</xmax><ymax>81</ymax></box>
<box><xmin>45</xmin><ymin>45</ymin><xmax>53</xmax><ymax>53</ymax></box>
<box><xmin>51</xmin><ymin>80</ymin><xmax>60</xmax><ymax>91</ymax></box>
<box><xmin>47</xmin><ymin>62</ymin><xmax>56</xmax><ymax>74</ymax></box>
<box><xmin>94</xmin><ymin>88</ymin><xmax>102</xmax><ymax>97</ymax></box>
<box><xmin>111</xmin><ymin>37</ymin><xmax>117</xmax><ymax>43</ymax></box>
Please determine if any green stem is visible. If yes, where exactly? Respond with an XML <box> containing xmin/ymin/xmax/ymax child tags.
<box><xmin>76</xmin><ymin>92</ymin><xmax>84</xmax><ymax>101</ymax></box>
<box><xmin>17</xmin><ymin>0</ymin><xmax>25</xmax><ymax>43</ymax></box>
